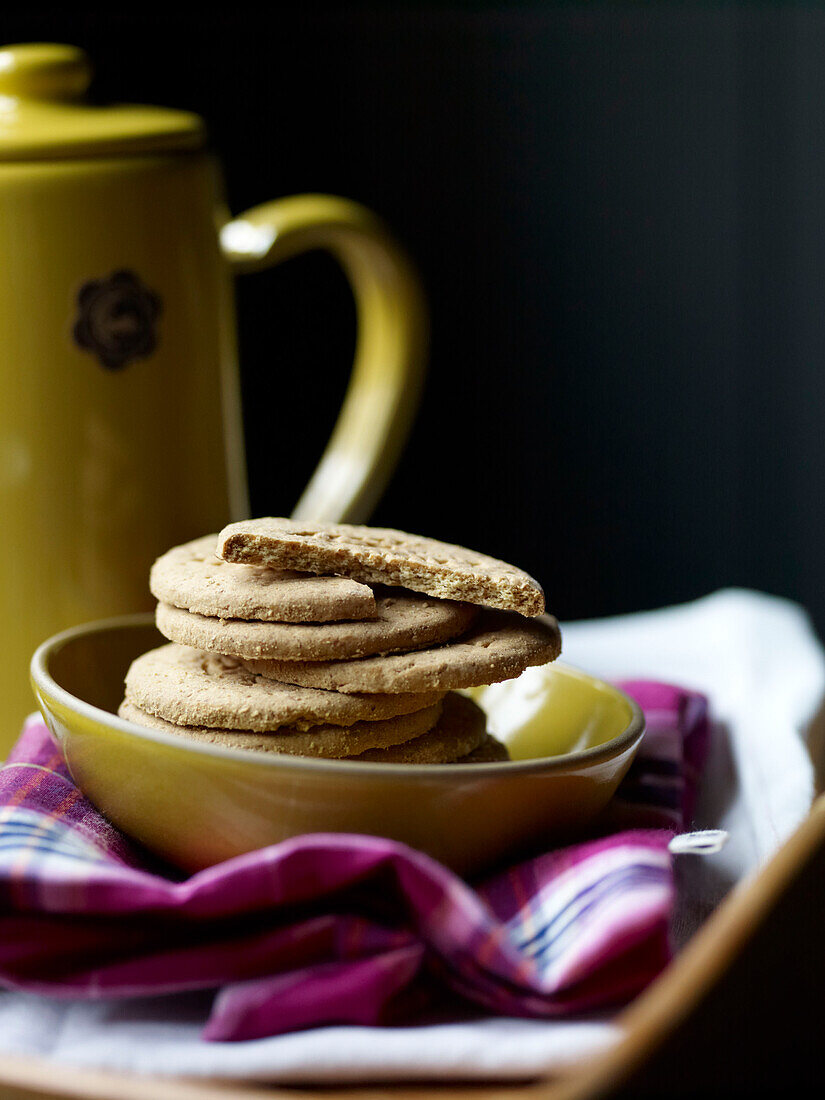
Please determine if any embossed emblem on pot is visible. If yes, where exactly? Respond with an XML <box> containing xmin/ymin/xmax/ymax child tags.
<box><xmin>72</xmin><ymin>270</ymin><xmax>162</xmax><ymax>370</ymax></box>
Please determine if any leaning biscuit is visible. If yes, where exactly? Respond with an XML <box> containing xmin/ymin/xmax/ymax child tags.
<box><xmin>217</xmin><ymin>518</ymin><xmax>545</xmax><ymax>617</ymax></box>
<box><xmin>124</xmin><ymin>644</ymin><xmax>446</xmax><ymax>730</ymax></box>
<box><xmin>349</xmin><ymin>693</ymin><xmax>486</xmax><ymax>763</ymax></box>
<box><xmin>244</xmin><ymin>611</ymin><xmax>561</xmax><ymax>694</ymax></box>
<box><xmin>119</xmin><ymin>699</ymin><xmax>443</xmax><ymax>758</ymax></box>
<box><xmin>155</xmin><ymin>591</ymin><xmax>477</xmax><ymax>661</ymax></box>
<box><xmin>150</xmin><ymin>535</ymin><xmax>376</xmax><ymax>622</ymax></box>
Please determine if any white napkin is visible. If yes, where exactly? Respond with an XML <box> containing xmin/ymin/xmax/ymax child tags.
<box><xmin>0</xmin><ymin>589</ymin><xmax>820</xmax><ymax>1083</ymax></box>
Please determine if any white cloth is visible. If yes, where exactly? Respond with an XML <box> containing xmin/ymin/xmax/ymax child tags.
<box><xmin>0</xmin><ymin>589</ymin><xmax>820</xmax><ymax>1083</ymax></box>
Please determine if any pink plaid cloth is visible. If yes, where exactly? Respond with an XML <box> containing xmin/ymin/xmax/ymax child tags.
<box><xmin>0</xmin><ymin>682</ymin><xmax>708</xmax><ymax>1041</ymax></box>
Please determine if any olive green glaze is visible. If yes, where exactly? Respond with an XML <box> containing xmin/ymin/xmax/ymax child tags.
<box><xmin>0</xmin><ymin>43</ymin><xmax>426</xmax><ymax>749</ymax></box>
<box><xmin>32</xmin><ymin>616</ymin><xmax>644</xmax><ymax>876</ymax></box>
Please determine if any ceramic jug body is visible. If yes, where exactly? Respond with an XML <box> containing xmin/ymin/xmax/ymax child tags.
<box><xmin>0</xmin><ymin>151</ymin><xmax>247</xmax><ymax>740</ymax></box>
<box><xmin>0</xmin><ymin>44</ymin><xmax>426</xmax><ymax>752</ymax></box>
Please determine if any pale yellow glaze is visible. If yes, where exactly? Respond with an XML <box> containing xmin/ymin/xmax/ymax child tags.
<box><xmin>471</xmin><ymin>661</ymin><xmax>632</xmax><ymax>758</ymax></box>
<box><xmin>1</xmin><ymin>44</ymin><xmax>426</xmax><ymax>751</ymax></box>
<box><xmin>31</xmin><ymin>616</ymin><xmax>645</xmax><ymax>876</ymax></box>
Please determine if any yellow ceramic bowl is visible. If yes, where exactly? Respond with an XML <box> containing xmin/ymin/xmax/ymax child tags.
<box><xmin>31</xmin><ymin>615</ymin><xmax>644</xmax><ymax>877</ymax></box>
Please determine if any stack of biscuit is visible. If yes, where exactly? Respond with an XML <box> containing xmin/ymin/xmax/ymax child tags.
<box><xmin>120</xmin><ymin>519</ymin><xmax>562</xmax><ymax>764</ymax></box>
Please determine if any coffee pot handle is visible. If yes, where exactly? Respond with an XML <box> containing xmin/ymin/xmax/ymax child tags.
<box><xmin>220</xmin><ymin>195</ymin><xmax>427</xmax><ymax>523</ymax></box>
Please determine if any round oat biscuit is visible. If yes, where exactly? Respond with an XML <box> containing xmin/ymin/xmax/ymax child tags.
<box><xmin>217</xmin><ymin>518</ymin><xmax>545</xmax><ymax>617</ymax></box>
<box><xmin>458</xmin><ymin>733</ymin><xmax>510</xmax><ymax>763</ymax></box>
<box><xmin>244</xmin><ymin>611</ymin><xmax>561</xmax><ymax>695</ymax></box>
<box><xmin>124</xmin><ymin>644</ymin><xmax>446</xmax><ymax>731</ymax></box>
<box><xmin>150</xmin><ymin>534</ymin><xmax>376</xmax><ymax>623</ymax></box>
<box><xmin>118</xmin><ymin>699</ymin><xmax>443</xmax><ymax>758</ymax></box>
<box><xmin>349</xmin><ymin>693</ymin><xmax>486</xmax><ymax>763</ymax></box>
<box><xmin>155</xmin><ymin>591</ymin><xmax>477</xmax><ymax>662</ymax></box>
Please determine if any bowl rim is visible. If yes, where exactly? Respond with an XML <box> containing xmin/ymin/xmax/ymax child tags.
<box><xmin>31</xmin><ymin>612</ymin><xmax>645</xmax><ymax>779</ymax></box>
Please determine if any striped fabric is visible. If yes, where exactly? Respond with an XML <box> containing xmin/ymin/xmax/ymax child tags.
<box><xmin>0</xmin><ymin>682</ymin><xmax>707</xmax><ymax>1041</ymax></box>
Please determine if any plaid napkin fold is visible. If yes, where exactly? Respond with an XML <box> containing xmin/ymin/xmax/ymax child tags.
<box><xmin>0</xmin><ymin>682</ymin><xmax>708</xmax><ymax>1042</ymax></box>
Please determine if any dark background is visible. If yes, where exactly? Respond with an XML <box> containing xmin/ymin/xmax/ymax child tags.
<box><xmin>8</xmin><ymin>4</ymin><xmax>825</xmax><ymax>630</ymax></box>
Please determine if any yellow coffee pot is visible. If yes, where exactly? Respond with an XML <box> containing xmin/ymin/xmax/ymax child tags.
<box><xmin>0</xmin><ymin>43</ymin><xmax>426</xmax><ymax>748</ymax></box>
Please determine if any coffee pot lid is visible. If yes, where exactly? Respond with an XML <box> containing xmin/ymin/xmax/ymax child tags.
<box><xmin>0</xmin><ymin>43</ymin><xmax>205</xmax><ymax>161</ymax></box>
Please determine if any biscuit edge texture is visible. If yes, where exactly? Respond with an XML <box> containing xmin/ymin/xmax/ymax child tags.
<box><xmin>217</xmin><ymin>519</ymin><xmax>545</xmax><ymax>617</ymax></box>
